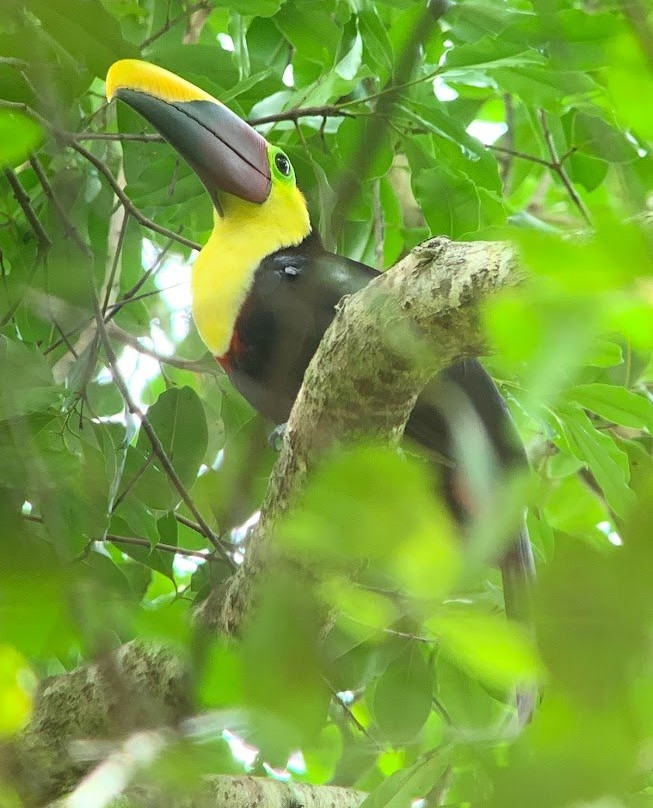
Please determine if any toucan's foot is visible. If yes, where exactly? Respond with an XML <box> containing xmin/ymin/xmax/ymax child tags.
<box><xmin>269</xmin><ymin>422</ymin><xmax>287</xmax><ymax>452</ymax></box>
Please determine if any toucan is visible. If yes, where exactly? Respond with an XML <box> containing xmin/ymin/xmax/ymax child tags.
<box><xmin>105</xmin><ymin>60</ymin><xmax>535</xmax><ymax>704</ymax></box>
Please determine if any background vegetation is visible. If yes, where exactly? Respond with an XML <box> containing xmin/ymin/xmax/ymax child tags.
<box><xmin>0</xmin><ymin>0</ymin><xmax>652</xmax><ymax>805</ymax></box>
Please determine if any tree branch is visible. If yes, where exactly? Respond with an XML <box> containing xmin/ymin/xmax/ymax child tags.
<box><xmin>210</xmin><ymin>235</ymin><xmax>522</xmax><ymax>634</ymax></box>
<box><xmin>3</xmin><ymin>641</ymin><xmax>190</xmax><ymax>805</ymax></box>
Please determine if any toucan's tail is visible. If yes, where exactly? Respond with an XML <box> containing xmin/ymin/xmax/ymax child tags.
<box><xmin>407</xmin><ymin>360</ymin><xmax>539</xmax><ymax>724</ymax></box>
<box><xmin>501</xmin><ymin>521</ymin><xmax>537</xmax><ymax>725</ymax></box>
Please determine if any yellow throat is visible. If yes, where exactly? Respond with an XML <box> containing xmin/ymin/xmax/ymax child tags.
<box><xmin>192</xmin><ymin>181</ymin><xmax>311</xmax><ymax>356</ymax></box>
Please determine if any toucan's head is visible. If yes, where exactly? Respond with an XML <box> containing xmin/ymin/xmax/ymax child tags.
<box><xmin>105</xmin><ymin>59</ymin><xmax>309</xmax><ymax>226</ymax></box>
<box><xmin>105</xmin><ymin>59</ymin><xmax>311</xmax><ymax>355</ymax></box>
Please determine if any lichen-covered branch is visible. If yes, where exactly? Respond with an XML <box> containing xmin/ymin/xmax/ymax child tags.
<box><xmin>85</xmin><ymin>775</ymin><xmax>365</xmax><ymax>808</ymax></box>
<box><xmin>1</xmin><ymin>642</ymin><xmax>189</xmax><ymax>805</ymax></box>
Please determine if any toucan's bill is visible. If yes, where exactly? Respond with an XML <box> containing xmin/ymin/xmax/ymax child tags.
<box><xmin>106</xmin><ymin>59</ymin><xmax>271</xmax><ymax>206</ymax></box>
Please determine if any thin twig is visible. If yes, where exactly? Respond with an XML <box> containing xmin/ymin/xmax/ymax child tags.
<box><xmin>23</xmin><ymin>513</ymin><xmax>213</xmax><ymax>561</ymax></box>
<box><xmin>111</xmin><ymin>451</ymin><xmax>157</xmax><ymax>514</ymax></box>
<box><xmin>106</xmin><ymin>237</ymin><xmax>176</xmax><ymax>322</ymax></box>
<box><xmin>102</xmin><ymin>212</ymin><xmax>129</xmax><ymax>315</ymax></box>
<box><xmin>108</xmin><ymin>322</ymin><xmax>221</xmax><ymax>375</ymax></box>
<box><xmin>248</xmin><ymin>105</ymin><xmax>355</xmax><ymax>126</ymax></box>
<box><xmin>76</xmin><ymin>131</ymin><xmax>164</xmax><ymax>143</ymax></box>
<box><xmin>106</xmin><ymin>282</ymin><xmax>188</xmax><ymax>312</ymax></box>
<box><xmin>85</xmin><ymin>268</ymin><xmax>233</xmax><ymax>566</ymax></box>
<box><xmin>0</xmin><ymin>57</ymin><xmax>28</xmax><ymax>69</ymax></box>
<box><xmin>539</xmin><ymin>110</ymin><xmax>592</xmax><ymax>226</ymax></box>
<box><xmin>488</xmin><ymin>143</ymin><xmax>555</xmax><ymax>169</ymax></box>
<box><xmin>28</xmin><ymin>154</ymin><xmax>93</xmax><ymax>257</ymax></box>
<box><xmin>104</xmin><ymin>533</ymin><xmax>214</xmax><ymax>560</ymax></box>
<box><xmin>121</xmin><ymin>239</ymin><xmax>175</xmax><ymax>298</ymax></box>
<box><xmin>52</xmin><ymin>318</ymin><xmax>80</xmax><ymax>359</ymax></box>
<box><xmin>68</xmin><ymin>141</ymin><xmax>201</xmax><ymax>251</ymax></box>
<box><xmin>338</xmin><ymin>67</ymin><xmax>441</xmax><ymax>111</ymax></box>
<box><xmin>174</xmin><ymin>512</ymin><xmax>213</xmax><ymax>537</ymax></box>
<box><xmin>621</xmin><ymin>0</ymin><xmax>653</xmax><ymax>71</ymax></box>
<box><xmin>325</xmin><ymin>679</ymin><xmax>383</xmax><ymax>749</ymax></box>
<box><xmin>4</xmin><ymin>168</ymin><xmax>51</xmax><ymax>250</ymax></box>
<box><xmin>140</xmin><ymin>1</ymin><xmax>212</xmax><ymax>51</ymax></box>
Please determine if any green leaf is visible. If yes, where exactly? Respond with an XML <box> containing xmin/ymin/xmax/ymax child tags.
<box><xmin>413</xmin><ymin>165</ymin><xmax>504</xmax><ymax>238</ymax></box>
<box><xmin>374</xmin><ymin>648</ymin><xmax>433</xmax><ymax>741</ymax></box>
<box><xmin>222</xmin><ymin>0</ymin><xmax>285</xmax><ymax>17</ymax></box>
<box><xmin>536</xmin><ymin>494</ymin><xmax>653</xmax><ymax>705</ymax></box>
<box><xmin>274</xmin><ymin>1</ymin><xmax>341</xmax><ymax>67</ymax></box>
<box><xmin>572</xmin><ymin>113</ymin><xmax>638</xmax><ymax>164</ymax></box>
<box><xmin>443</xmin><ymin>38</ymin><xmax>545</xmax><ymax>72</ymax></box>
<box><xmin>448</xmin><ymin>1</ymin><xmax>520</xmax><ymax>43</ymax></box>
<box><xmin>586</xmin><ymin>339</ymin><xmax>623</xmax><ymax>368</ymax></box>
<box><xmin>0</xmin><ymin>337</ymin><xmax>61</xmax><ymax>420</ymax></box>
<box><xmin>360</xmin><ymin>747</ymin><xmax>451</xmax><ymax>808</ymax></box>
<box><xmin>558</xmin><ymin>406</ymin><xmax>636</xmax><ymax>519</ymax></box>
<box><xmin>0</xmin><ymin>112</ymin><xmax>42</xmax><ymax>168</ymax></box>
<box><xmin>567</xmin><ymin>384</ymin><xmax>653</xmax><ymax>433</ymax></box>
<box><xmin>359</xmin><ymin>8</ymin><xmax>394</xmax><ymax>75</ymax></box>
<box><xmin>22</xmin><ymin>0</ymin><xmax>136</xmax><ymax>78</ymax></box>
<box><xmin>136</xmin><ymin>386</ymin><xmax>208</xmax><ymax>494</ymax></box>
<box><xmin>492</xmin><ymin>66</ymin><xmax>598</xmax><ymax>110</ymax></box>
<box><xmin>335</xmin><ymin>30</ymin><xmax>363</xmax><ymax>81</ymax></box>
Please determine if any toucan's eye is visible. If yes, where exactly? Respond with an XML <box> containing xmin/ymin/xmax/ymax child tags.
<box><xmin>275</xmin><ymin>152</ymin><xmax>291</xmax><ymax>176</ymax></box>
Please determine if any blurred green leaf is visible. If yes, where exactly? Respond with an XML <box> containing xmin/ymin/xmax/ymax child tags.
<box><xmin>0</xmin><ymin>112</ymin><xmax>42</xmax><ymax>168</ymax></box>
<box><xmin>241</xmin><ymin>575</ymin><xmax>329</xmax><ymax>760</ymax></box>
<box><xmin>374</xmin><ymin>648</ymin><xmax>433</xmax><ymax>741</ymax></box>
<box><xmin>572</xmin><ymin>112</ymin><xmax>639</xmax><ymax>164</ymax></box>
<box><xmin>428</xmin><ymin>611</ymin><xmax>542</xmax><ymax>690</ymax></box>
<box><xmin>279</xmin><ymin>445</ymin><xmax>457</xmax><ymax>594</ymax></box>
<box><xmin>0</xmin><ymin>645</ymin><xmax>34</xmax><ymax>736</ymax></box>
<box><xmin>360</xmin><ymin>746</ymin><xmax>451</xmax><ymax>808</ymax></box>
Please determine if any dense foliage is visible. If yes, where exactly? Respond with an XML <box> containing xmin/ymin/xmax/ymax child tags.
<box><xmin>0</xmin><ymin>0</ymin><xmax>652</xmax><ymax>806</ymax></box>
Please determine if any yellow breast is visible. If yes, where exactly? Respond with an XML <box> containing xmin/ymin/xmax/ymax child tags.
<box><xmin>191</xmin><ymin>184</ymin><xmax>311</xmax><ymax>356</ymax></box>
